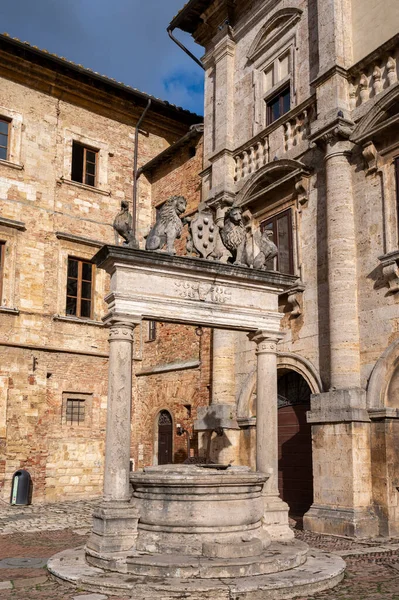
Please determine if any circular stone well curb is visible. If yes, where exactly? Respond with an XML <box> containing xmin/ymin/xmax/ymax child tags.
<box><xmin>48</xmin><ymin>546</ymin><xmax>346</xmax><ymax>599</ymax></box>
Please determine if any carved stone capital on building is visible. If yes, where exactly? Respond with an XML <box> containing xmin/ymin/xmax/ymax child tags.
<box><xmin>362</xmin><ymin>141</ymin><xmax>381</xmax><ymax>175</ymax></box>
<box><xmin>285</xmin><ymin>282</ymin><xmax>305</xmax><ymax>318</ymax></box>
<box><xmin>378</xmin><ymin>251</ymin><xmax>399</xmax><ymax>295</ymax></box>
<box><xmin>104</xmin><ymin>316</ymin><xmax>140</xmax><ymax>342</ymax></box>
<box><xmin>248</xmin><ymin>330</ymin><xmax>282</xmax><ymax>354</ymax></box>
<box><xmin>311</xmin><ymin>117</ymin><xmax>355</xmax><ymax>158</ymax></box>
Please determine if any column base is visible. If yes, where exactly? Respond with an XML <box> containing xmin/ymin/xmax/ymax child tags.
<box><xmin>262</xmin><ymin>494</ymin><xmax>294</xmax><ymax>541</ymax></box>
<box><xmin>86</xmin><ymin>501</ymin><xmax>139</xmax><ymax>568</ymax></box>
<box><xmin>304</xmin><ymin>504</ymin><xmax>379</xmax><ymax>538</ymax></box>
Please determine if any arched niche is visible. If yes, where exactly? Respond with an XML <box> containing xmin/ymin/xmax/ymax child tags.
<box><xmin>367</xmin><ymin>338</ymin><xmax>399</xmax><ymax>409</ymax></box>
<box><xmin>237</xmin><ymin>352</ymin><xmax>323</xmax><ymax>419</ymax></box>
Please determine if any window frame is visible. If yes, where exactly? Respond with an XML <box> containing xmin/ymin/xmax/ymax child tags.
<box><xmin>0</xmin><ymin>242</ymin><xmax>5</xmax><ymax>303</ymax></box>
<box><xmin>266</xmin><ymin>85</ymin><xmax>291</xmax><ymax>125</ymax></box>
<box><xmin>71</xmin><ymin>141</ymin><xmax>99</xmax><ymax>188</ymax></box>
<box><xmin>260</xmin><ymin>208</ymin><xmax>294</xmax><ymax>274</ymax></box>
<box><xmin>66</xmin><ymin>257</ymin><xmax>95</xmax><ymax>319</ymax></box>
<box><xmin>0</xmin><ymin>118</ymin><xmax>10</xmax><ymax>162</ymax></box>
<box><xmin>395</xmin><ymin>157</ymin><xmax>399</xmax><ymax>242</ymax></box>
<box><xmin>62</xmin><ymin>392</ymin><xmax>93</xmax><ymax>428</ymax></box>
<box><xmin>148</xmin><ymin>320</ymin><xmax>157</xmax><ymax>342</ymax></box>
<box><xmin>65</xmin><ymin>397</ymin><xmax>86</xmax><ymax>426</ymax></box>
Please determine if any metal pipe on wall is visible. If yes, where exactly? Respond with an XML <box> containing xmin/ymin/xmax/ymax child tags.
<box><xmin>133</xmin><ymin>98</ymin><xmax>152</xmax><ymax>237</ymax></box>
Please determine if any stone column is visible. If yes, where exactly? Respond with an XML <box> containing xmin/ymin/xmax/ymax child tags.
<box><xmin>86</xmin><ymin>318</ymin><xmax>140</xmax><ymax>565</ymax></box>
<box><xmin>249</xmin><ymin>330</ymin><xmax>293</xmax><ymax>541</ymax></box>
<box><xmin>324</xmin><ymin>135</ymin><xmax>360</xmax><ymax>390</ymax></box>
<box><xmin>304</xmin><ymin>132</ymin><xmax>378</xmax><ymax>538</ymax></box>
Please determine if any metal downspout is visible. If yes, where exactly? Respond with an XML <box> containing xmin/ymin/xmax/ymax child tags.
<box><xmin>133</xmin><ymin>98</ymin><xmax>152</xmax><ymax>238</ymax></box>
<box><xmin>167</xmin><ymin>26</ymin><xmax>205</xmax><ymax>71</ymax></box>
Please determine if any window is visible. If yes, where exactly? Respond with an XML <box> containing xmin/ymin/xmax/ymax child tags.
<box><xmin>0</xmin><ymin>119</ymin><xmax>10</xmax><ymax>161</ymax></box>
<box><xmin>71</xmin><ymin>141</ymin><xmax>98</xmax><ymax>187</ymax></box>
<box><xmin>266</xmin><ymin>86</ymin><xmax>291</xmax><ymax>125</ymax></box>
<box><xmin>0</xmin><ymin>242</ymin><xmax>5</xmax><ymax>302</ymax></box>
<box><xmin>65</xmin><ymin>398</ymin><xmax>86</xmax><ymax>425</ymax></box>
<box><xmin>396</xmin><ymin>157</ymin><xmax>399</xmax><ymax>240</ymax></box>
<box><xmin>261</xmin><ymin>209</ymin><xmax>294</xmax><ymax>274</ymax></box>
<box><xmin>148</xmin><ymin>320</ymin><xmax>157</xmax><ymax>341</ymax></box>
<box><xmin>66</xmin><ymin>257</ymin><xmax>94</xmax><ymax>318</ymax></box>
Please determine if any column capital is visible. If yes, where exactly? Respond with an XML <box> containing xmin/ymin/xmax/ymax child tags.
<box><xmin>248</xmin><ymin>330</ymin><xmax>282</xmax><ymax>353</ymax></box>
<box><xmin>104</xmin><ymin>315</ymin><xmax>140</xmax><ymax>343</ymax></box>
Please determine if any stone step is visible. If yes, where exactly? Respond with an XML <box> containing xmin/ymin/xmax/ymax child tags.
<box><xmin>48</xmin><ymin>545</ymin><xmax>346</xmax><ymax>599</ymax></box>
<box><xmin>125</xmin><ymin>540</ymin><xmax>308</xmax><ymax>579</ymax></box>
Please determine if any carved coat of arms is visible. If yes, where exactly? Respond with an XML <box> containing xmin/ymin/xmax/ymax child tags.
<box><xmin>189</xmin><ymin>209</ymin><xmax>217</xmax><ymax>259</ymax></box>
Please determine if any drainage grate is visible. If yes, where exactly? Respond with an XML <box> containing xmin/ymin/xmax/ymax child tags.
<box><xmin>0</xmin><ymin>557</ymin><xmax>47</xmax><ymax>568</ymax></box>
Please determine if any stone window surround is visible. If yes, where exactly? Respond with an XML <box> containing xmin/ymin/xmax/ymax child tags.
<box><xmin>56</xmin><ymin>237</ymin><xmax>107</xmax><ymax>323</ymax></box>
<box><xmin>0</xmin><ymin>217</ymin><xmax>25</xmax><ymax>311</ymax></box>
<box><xmin>0</xmin><ymin>105</ymin><xmax>23</xmax><ymax>169</ymax></box>
<box><xmin>61</xmin><ymin>391</ymin><xmax>93</xmax><ymax>429</ymax></box>
<box><xmin>60</xmin><ymin>128</ymin><xmax>110</xmax><ymax>194</ymax></box>
<box><xmin>253</xmin><ymin>36</ymin><xmax>297</xmax><ymax>135</ymax></box>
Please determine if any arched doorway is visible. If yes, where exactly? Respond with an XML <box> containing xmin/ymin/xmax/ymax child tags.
<box><xmin>157</xmin><ymin>410</ymin><xmax>173</xmax><ymax>465</ymax></box>
<box><xmin>277</xmin><ymin>370</ymin><xmax>313</xmax><ymax>517</ymax></box>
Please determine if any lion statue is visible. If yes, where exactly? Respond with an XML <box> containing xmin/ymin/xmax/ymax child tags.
<box><xmin>145</xmin><ymin>195</ymin><xmax>187</xmax><ymax>255</ymax></box>
<box><xmin>253</xmin><ymin>228</ymin><xmax>278</xmax><ymax>270</ymax></box>
<box><xmin>220</xmin><ymin>206</ymin><xmax>247</xmax><ymax>266</ymax></box>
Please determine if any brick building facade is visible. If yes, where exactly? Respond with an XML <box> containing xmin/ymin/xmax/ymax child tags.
<box><xmin>0</xmin><ymin>33</ymin><xmax>208</xmax><ymax>503</ymax></box>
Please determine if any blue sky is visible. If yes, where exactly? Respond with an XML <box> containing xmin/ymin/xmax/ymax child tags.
<box><xmin>0</xmin><ymin>0</ymin><xmax>205</xmax><ymax>115</ymax></box>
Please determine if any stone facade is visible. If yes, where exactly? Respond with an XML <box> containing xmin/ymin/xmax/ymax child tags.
<box><xmin>0</xmin><ymin>34</ymin><xmax>207</xmax><ymax>503</ymax></box>
<box><xmin>170</xmin><ymin>0</ymin><xmax>399</xmax><ymax>537</ymax></box>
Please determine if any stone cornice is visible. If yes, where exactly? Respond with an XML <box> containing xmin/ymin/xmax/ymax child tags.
<box><xmin>310</xmin><ymin>64</ymin><xmax>350</xmax><ymax>89</ymax></box>
<box><xmin>55</xmin><ymin>232</ymin><xmax>106</xmax><ymax>248</ymax></box>
<box><xmin>0</xmin><ymin>216</ymin><xmax>26</xmax><ymax>231</ymax></box>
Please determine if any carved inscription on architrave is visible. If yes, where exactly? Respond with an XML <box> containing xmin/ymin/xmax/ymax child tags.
<box><xmin>175</xmin><ymin>281</ymin><xmax>232</xmax><ymax>304</ymax></box>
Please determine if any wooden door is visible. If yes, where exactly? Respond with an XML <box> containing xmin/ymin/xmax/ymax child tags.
<box><xmin>158</xmin><ymin>410</ymin><xmax>173</xmax><ymax>465</ymax></box>
<box><xmin>277</xmin><ymin>371</ymin><xmax>313</xmax><ymax>517</ymax></box>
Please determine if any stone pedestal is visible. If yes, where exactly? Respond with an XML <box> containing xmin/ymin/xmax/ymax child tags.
<box><xmin>249</xmin><ymin>331</ymin><xmax>293</xmax><ymax>541</ymax></box>
<box><xmin>86</xmin><ymin>319</ymin><xmax>140</xmax><ymax>564</ymax></box>
<box><xmin>304</xmin><ymin>389</ymin><xmax>378</xmax><ymax>537</ymax></box>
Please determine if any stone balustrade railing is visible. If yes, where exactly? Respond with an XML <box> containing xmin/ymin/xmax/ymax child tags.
<box><xmin>350</xmin><ymin>46</ymin><xmax>399</xmax><ymax>109</ymax></box>
<box><xmin>283</xmin><ymin>104</ymin><xmax>316</xmax><ymax>151</ymax></box>
<box><xmin>234</xmin><ymin>137</ymin><xmax>269</xmax><ymax>182</ymax></box>
<box><xmin>234</xmin><ymin>99</ymin><xmax>316</xmax><ymax>183</ymax></box>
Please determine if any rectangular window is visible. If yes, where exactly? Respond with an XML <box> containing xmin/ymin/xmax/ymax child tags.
<box><xmin>65</xmin><ymin>398</ymin><xmax>86</xmax><ymax>425</ymax></box>
<box><xmin>148</xmin><ymin>320</ymin><xmax>157</xmax><ymax>341</ymax></box>
<box><xmin>71</xmin><ymin>141</ymin><xmax>98</xmax><ymax>187</ymax></box>
<box><xmin>396</xmin><ymin>157</ymin><xmax>399</xmax><ymax>241</ymax></box>
<box><xmin>266</xmin><ymin>86</ymin><xmax>291</xmax><ymax>125</ymax></box>
<box><xmin>66</xmin><ymin>257</ymin><xmax>94</xmax><ymax>318</ymax></box>
<box><xmin>0</xmin><ymin>242</ymin><xmax>5</xmax><ymax>302</ymax></box>
<box><xmin>0</xmin><ymin>119</ymin><xmax>10</xmax><ymax>161</ymax></box>
<box><xmin>261</xmin><ymin>209</ymin><xmax>294</xmax><ymax>274</ymax></box>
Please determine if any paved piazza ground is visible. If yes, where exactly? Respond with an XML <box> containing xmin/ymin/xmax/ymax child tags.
<box><xmin>0</xmin><ymin>499</ymin><xmax>399</xmax><ymax>599</ymax></box>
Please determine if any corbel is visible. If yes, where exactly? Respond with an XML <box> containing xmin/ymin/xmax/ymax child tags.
<box><xmin>295</xmin><ymin>174</ymin><xmax>310</xmax><ymax>206</ymax></box>
<box><xmin>362</xmin><ymin>141</ymin><xmax>381</xmax><ymax>175</ymax></box>
<box><xmin>378</xmin><ymin>250</ymin><xmax>399</xmax><ymax>295</ymax></box>
<box><xmin>285</xmin><ymin>282</ymin><xmax>306</xmax><ymax>318</ymax></box>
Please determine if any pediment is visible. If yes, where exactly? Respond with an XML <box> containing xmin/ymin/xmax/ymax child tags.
<box><xmin>351</xmin><ymin>83</ymin><xmax>399</xmax><ymax>144</ymax></box>
<box><xmin>248</xmin><ymin>8</ymin><xmax>302</xmax><ymax>63</ymax></box>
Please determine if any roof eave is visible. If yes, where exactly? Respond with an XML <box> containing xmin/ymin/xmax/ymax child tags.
<box><xmin>168</xmin><ymin>0</ymin><xmax>211</xmax><ymax>34</ymax></box>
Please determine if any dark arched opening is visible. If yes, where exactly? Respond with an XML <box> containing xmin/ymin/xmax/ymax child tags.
<box><xmin>158</xmin><ymin>410</ymin><xmax>173</xmax><ymax>465</ymax></box>
<box><xmin>277</xmin><ymin>370</ymin><xmax>313</xmax><ymax>518</ymax></box>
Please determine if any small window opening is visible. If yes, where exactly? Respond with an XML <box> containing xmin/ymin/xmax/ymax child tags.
<box><xmin>71</xmin><ymin>141</ymin><xmax>98</xmax><ymax>187</ymax></box>
<box><xmin>148</xmin><ymin>320</ymin><xmax>157</xmax><ymax>341</ymax></box>
<box><xmin>0</xmin><ymin>119</ymin><xmax>10</xmax><ymax>161</ymax></box>
<box><xmin>65</xmin><ymin>398</ymin><xmax>85</xmax><ymax>425</ymax></box>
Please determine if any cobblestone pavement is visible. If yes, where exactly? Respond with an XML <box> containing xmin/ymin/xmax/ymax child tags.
<box><xmin>0</xmin><ymin>500</ymin><xmax>399</xmax><ymax>599</ymax></box>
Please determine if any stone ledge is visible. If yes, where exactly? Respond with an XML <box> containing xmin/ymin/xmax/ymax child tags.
<box><xmin>0</xmin><ymin>159</ymin><xmax>24</xmax><ymax>171</ymax></box>
<box><xmin>55</xmin><ymin>232</ymin><xmax>105</xmax><ymax>248</ymax></box>
<box><xmin>136</xmin><ymin>359</ymin><xmax>200</xmax><ymax>376</ymax></box>
<box><xmin>0</xmin><ymin>306</ymin><xmax>19</xmax><ymax>315</ymax></box>
<box><xmin>58</xmin><ymin>178</ymin><xmax>111</xmax><ymax>196</ymax></box>
<box><xmin>53</xmin><ymin>315</ymin><xmax>104</xmax><ymax>327</ymax></box>
<box><xmin>308</xmin><ymin>389</ymin><xmax>370</xmax><ymax>423</ymax></box>
<box><xmin>0</xmin><ymin>216</ymin><xmax>26</xmax><ymax>231</ymax></box>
